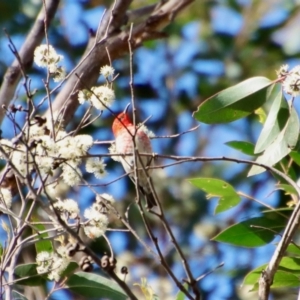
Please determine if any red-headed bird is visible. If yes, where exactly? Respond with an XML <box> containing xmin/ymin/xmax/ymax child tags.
<box><xmin>112</xmin><ymin>105</ymin><xmax>156</xmax><ymax>208</ymax></box>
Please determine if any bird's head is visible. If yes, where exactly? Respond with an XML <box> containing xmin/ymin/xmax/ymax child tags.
<box><xmin>112</xmin><ymin>104</ymin><xmax>132</xmax><ymax>136</ymax></box>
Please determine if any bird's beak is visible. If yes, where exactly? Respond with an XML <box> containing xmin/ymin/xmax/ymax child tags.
<box><xmin>124</xmin><ymin>103</ymin><xmax>131</xmax><ymax>114</ymax></box>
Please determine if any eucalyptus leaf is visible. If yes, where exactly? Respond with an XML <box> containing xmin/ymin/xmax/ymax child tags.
<box><xmin>212</xmin><ymin>212</ymin><xmax>287</xmax><ymax>247</ymax></box>
<box><xmin>248</xmin><ymin>102</ymin><xmax>299</xmax><ymax>176</ymax></box>
<box><xmin>189</xmin><ymin>178</ymin><xmax>240</xmax><ymax>214</ymax></box>
<box><xmin>66</xmin><ymin>272</ymin><xmax>127</xmax><ymax>300</ymax></box>
<box><xmin>193</xmin><ymin>77</ymin><xmax>272</xmax><ymax>124</ymax></box>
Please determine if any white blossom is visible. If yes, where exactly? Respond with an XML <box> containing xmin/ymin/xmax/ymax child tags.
<box><xmin>48</xmin><ymin>254</ymin><xmax>68</xmax><ymax>282</ymax></box>
<box><xmin>83</xmin><ymin>206</ymin><xmax>109</xmax><ymax>239</ymax></box>
<box><xmin>56</xmin><ymin>245</ymin><xmax>69</xmax><ymax>258</ymax></box>
<box><xmin>36</xmin><ymin>251</ymin><xmax>68</xmax><ymax>282</ymax></box>
<box><xmin>74</xmin><ymin>135</ymin><xmax>93</xmax><ymax>152</ymax></box>
<box><xmin>55</xmin><ymin>130</ymin><xmax>67</xmax><ymax>140</ymax></box>
<box><xmin>52</xmin><ymin>66</ymin><xmax>66</xmax><ymax>82</ymax></box>
<box><xmin>36</xmin><ymin>156</ymin><xmax>54</xmax><ymax>176</ymax></box>
<box><xmin>85</xmin><ymin>157</ymin><xmax>107</xmax><ymax>179</ymax></box>
<box><xmin>97</xmin><ymin>193</ymin><xmax>115</xmax><ymax>203</ymax></box>
<box><xmin>57</xmin><ymin>135</ymin><xmax>93</xmax><ymax>165</ymax></box>
<box><xmin>282</xmin><ymin>65</ymin><xmax>300</xmax><ymax>97</ymax></box>
<box><xmin>11</xmin><ymin>146</ymin><xmax>33</xmax><ymax>177</ymax></box>
<box><xmin>276</xmin><ymin>64</ymin><xmax>289</xmax><ymax>78</ymax></box>
<box><xmin>53</xmin><ymin>198</ymin><xmax>79</xmax><ymax>219</ymax></box>
<box><xmin>29</xmin><ymin>124</ymin><xmax>47</xmax><ymax>137</ymax></box>
<box><xmin>78</xmin><ymin>89</ymin><xmax>92</xmax><ymax>105</ymax></box>
<box><xmin>36</xmin><ymin>251</ymin><xmax>52</xmax><ymax>274</ymax></box>
<box><xmin>84</xmin><ymin>225</ymin><xmax>106</xmax><ymax>239</ymax></box>
<box><xmin>62</xmin><ymin>165</ymin><xmax>82</xmax><ymax>186</ymax></box>
<box><xmin>34</xmin><ymin>44</ymin><xmax>63</xmax><ymax>68</ymax></box>
<box><xmin>100</xmin><ymin>65</ymin><xmax>115</xmax><ymax>79</ymax></box>
<box><xmin>35</xmin><ymin>135</ymin><xmax>57</xmax><ymax>156</ymax></box>
<box><xmin>90</xmin><ymin>86</ymin><xmax>115</xmax><ymax>110</ymax></box>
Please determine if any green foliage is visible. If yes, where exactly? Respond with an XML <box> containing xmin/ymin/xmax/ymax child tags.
<box><xmin>32</xmin><ymin>221</ymin><xmax>53</xmax><ymax>254</ymax></box>
<box><xmin>212</xmin><ymin>212</ymin><xmax>288</xmax><ymax>247</ymax></box>
<box><xmin>290</xmin><ymin>151</ymin><xmax>300</xmax><ymax>167</ymax></box>
<box><xmin>192</xmin><ymin>60</ymin><xmax>300</xmax><ymax>296</ymax></box>
<box><xmin>3</xmin><ymin>1</ymin><xmax>300</xmax><ymax>299</ymax></box>
<box><xmin>287</xmin><ymin>244</ymin><xmax>300</xmax><ymax>255</ymax></box>
<box><xmin>193</xmin><ymin>77</ymin><xmax>272</xmax><ymax>124</ymax></box>
<box><xmin>66</xmin><ymin>272</ymin><xmax>128</xmax><ymax>299</ymax></box>
<box><xmin>244</xmin><ymin>257</ymin><xmax>300</xmax><ymax>289</ymax></box>
<box><xmin>225</xmin><ymin>140</ymin><xmax>256</xmax><ymax>156</ymax></box>
<box><xmin>276</xmin><ymin>183</ymin><xmax>297</xmax><ymax>196</ymax></box>
<box><xmin>14</xmin><ymin>263</ymin><xmax>46</xmax><ymax>286</ymax></box>
<box><xmin>189</xmin><ymin>178</ymin><xmax>241</xmax><ymax>214</ymax></box>
<box><xmin>249</xmin><ymin>89</ymin><xmax>300</xmax><ymax>176</ymax></box>
<box><xmin>253</xmin><ymin>86</ymin><xmax>289</xmax><ymax>154</ymax></box>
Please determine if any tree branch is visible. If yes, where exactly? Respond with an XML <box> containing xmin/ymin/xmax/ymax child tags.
<box><xmin>46</xmin><ymin>0</ymin><xmax>194</xmax><ymax>125</ymax></box>
<box><xmin>0</xmin><ymin>0</ymin><xmax>60</xmax><ymax>124</ymax></box>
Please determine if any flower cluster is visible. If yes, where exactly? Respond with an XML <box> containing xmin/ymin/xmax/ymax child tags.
<box><xmin>83</xmin><ymin>196</ymin><xmax>110</xmax><ymax>239</ymax></box>
<box><xmin>100</xmin><ymin>65</ymin><xmax>114</xmax><ymax>80</ymax></box>
<box><xmin>78</xmin><ymin>65</ymin><xmax>115</xmax><ymax>110</ymax></box>
<box><xmin>0</xmin><ymin>117</ymin><xmax>108</xmax><ymax>188</ymax></box>
<box><xmin>34</xmin><ymin>44</ymin><xmax>66</xmax><ymax>82</ymax></box>
<box><xmin>53</xmin><ymin>198</ymin><xmax>79</xmax><ymax>221</ymax></box>
<box><xmin>36</xmin><ymin>250</ymin><xmax>69</xmax><ymax>282</ymax></box>
<box><xmin>85</xmin><ymin>157</ymin><xmax>107</xmax><ymax>179</ymax></box>
<box><xmin>278</xmin><ymin>64</ymin><xmax>300</xmax><ymax>97</ymax></box>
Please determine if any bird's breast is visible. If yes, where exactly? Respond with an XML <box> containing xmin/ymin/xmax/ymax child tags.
<box><xmin>115</xmin><ymin>128</ymin><xmax>153</xmax><ymax>171</ymax></box>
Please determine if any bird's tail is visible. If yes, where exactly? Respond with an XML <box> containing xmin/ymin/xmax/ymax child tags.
<box><xmin>139</xmin><ymin>187</ymin><xmax>157</xmax><ymax>209</ymax></box>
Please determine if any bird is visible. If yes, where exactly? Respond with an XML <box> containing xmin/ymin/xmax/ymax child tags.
<box><xmin>112</xmin><ymin>105</ymin><xmax>156</xmax><ymax>208</ymax></box>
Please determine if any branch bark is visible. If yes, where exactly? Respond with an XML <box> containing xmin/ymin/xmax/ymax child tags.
<box><xmin>258</xmin><ymin>201</ymin><xmax>300</xmax><ymax>299</ymax></box>
<box><xmin>46</xmin><ymin>0</ymin><xmax>194</xmax><ymax>125</ymax></box>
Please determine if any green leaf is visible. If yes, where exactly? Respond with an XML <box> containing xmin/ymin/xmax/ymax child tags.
<box><xmin>14</xmin><ymin>263</ymin><xmax>45</xmax><ymax>286</ymax></box>
<box><xmin>212</xmin><ymin>212</ymin><xmax>287</xmax><ymax>247</ymax></box>
<box><xmin>225</xmin><ymin>141</ymin><xmax>255</xmax><ymax>156</ymax></box>
<box><xmin>66</xmin><ymin>272</ymin><xmax>127</xmax><ymax>300</ymax></box>
<box><xmin>279</xmin><ymin>256</ymin><xmax>300</xmax><ymax>272</ymax></box>
<box><xmin>175</xmin><ymin>283</ymin><xmax>189</xmax><ymax>300</ymax></box>
<box><xmin>193</xmin><ymin>77</ymin><xmax>272</xmax><ymax>124</ymax></box>
<box><xmin>244</xmin><ymin>258</ymin><xmax>300</xmax><ymax>289</ymax></box>
<box><xmin>287</xmin><ymin>244</ymin><xmax>300</xmax><ymax>255</ymax></box>
<box><xmin>244</xmin><ymin>269</ymin><xmax>299</xmax><ymax>290</ymax></box>
<box><xmin>254</xmin><ymin>87</ymin><xmax>289</xmax><ymax>154</ymax></box>
<box><xmin>248</xmin><ymin>101</ymin><xmax>300</xmax><ymax>176</ymax></box>
<box><xmin>189</xmin><ymin>178</ymin><xmax>240</xmax><ymax>214</ymax></box>
<box><xmin>276</xmin><ymin>184</ymin><xmax>297</xmax><ymax>196</ymax></box>
<box><xmin>243</xmin><ymin>265</ymin><xmax>264</xmax><ymax>287</ymax></box>
<box><xmin>290</xmin><ymin>151</ymin><xmax>300</xmax><ymax>167</ymax></box>
<box><xmin>32</xmin><ymin>220</ymin><xmax>53</xmax><ymax>254</ymax></box>
<box><xmin>272</xmin><ymin>270</ymin><xmax>300</xmax><ymax>287</ymax></box>
<box><xmin>254</xmin><ymin>107</ymin><xmax>267</xmax><ymax>124</ymax></box>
